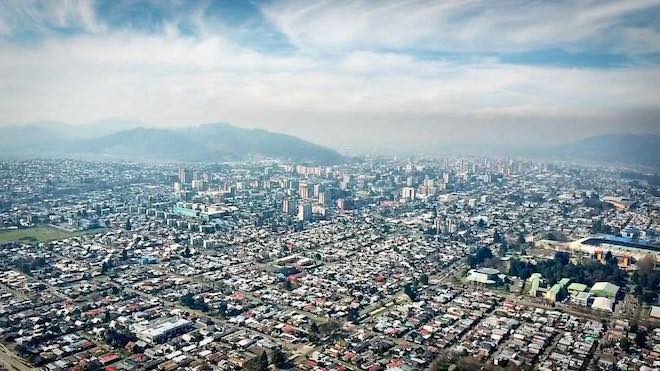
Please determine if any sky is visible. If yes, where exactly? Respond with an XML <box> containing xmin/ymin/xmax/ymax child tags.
<box><xmin>1</xmin><ymin>0</ymin><xmax>660</xmax><ymax>152</ymax></box>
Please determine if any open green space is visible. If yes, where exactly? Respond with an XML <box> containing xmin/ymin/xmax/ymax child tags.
<box><xmin>0</xmin><ymin>226</ymin><xmax>78</xmax><ymax>244</ymax></box>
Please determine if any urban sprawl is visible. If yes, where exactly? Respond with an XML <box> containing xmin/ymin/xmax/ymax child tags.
<box><xmin>0</xmin><ymin>158</ymin><xmax>659</xmax><ymax>371</ymax></box>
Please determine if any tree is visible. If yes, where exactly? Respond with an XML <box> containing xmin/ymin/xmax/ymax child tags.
<box><xmin>347</xmin><ymin>307</ymin><xmax>360</xmax><ymax>324</ymax></box>
<box><xmin>419</xmin><ymin>274</ymin><xmax>429</xmax><ymax>285</ymax></box>
<box><xmin>271</xmin><ymin>347</ymin><xmax>287</xmax><ymax>368</ymax></box>
<box><xmin>81</xmin><ymin>360</ymin><xmax>104</xmax><ymax>371</ymax></box>
<box><xmin>259</xmin><ymin>351</ymin><xmax>269</xmax><ymax>371</ymax></box>
<box><xmin>218</xmin><ymin>301</ymin><xmax>228</xmax><ymax>317</ymax></box>
<box><xmin>554</xmin><ymin>252</ymin><xmax>570</xmax><ymax>266</ymax></box>
<box><xmin>494</xmin><ymin>230</ymin><xmax>503</xmax><ymax>244</ymax></box>
<box><xmin>319</xmin><ymin>320</ymin><xmax>341</xmax><ymax>337</ymax></box>
<box><xmin>604</xmin><ymin>251</ymin><xmax>618</xmax><ymax>266</ymax></box>
<box><xmin>105</xmin><ymin>329</ymin><xmax>135</xmax><ymax>348</ymax></box>
<box><xmin>467</xmin><ymin>246</ymin><xmax>493</xmax><ymax>268</ymax></box>
<box><xmin>180</xmin><ymin>293</ymin><xmax>209</xmax><ymax>312</ymax></box>
<box><xmin>509</xmin><ymin>259</ymin><xmax>534</xmax><ymax>280</ymax></box>
<box><xmin>404</xmin><ymin>282</ymin><xmax>418</xmax><ymax>301</ymax></box>
<box><xmin>101</xmin><ymin>261</ymin><xmax>110</xmax><ymax>274</ymax></box>
<box><xmin>309</xmin><ymin>321</ymin><xmax>319</xmax><ymax>334</ymax></box>
<box><xmin>638</xmin><ymin>254</ymin><xmax>655</xmax><ymax>274</ymax></box>
<box><xmin>635</xmin><ymin>329</ymin><xmax>647</xmax><ymax>349</ymax></box>
<box><xmin>620</xmin><ymin>337</ymin><xmax>630</xmax><ymax>351</ymax></box>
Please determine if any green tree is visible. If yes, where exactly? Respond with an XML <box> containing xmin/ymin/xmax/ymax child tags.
<box><xmin>271</xmin><ymin>347</ymin><xmax>287</xmax><ymax>368</ymax></box>
<box><xmin>620</xmin><ymin>337</ymin><xmax>630</xmax><ymax>351</ymax></box>
<box><xmin>259</xmin><ymin>351</ymin><xmax>269</xmax><ymax>371</ymax></box>
<box><xmin>404</xmin><ymin>282</ymin><xmax>418</xmax><ymax>301</ymax></box>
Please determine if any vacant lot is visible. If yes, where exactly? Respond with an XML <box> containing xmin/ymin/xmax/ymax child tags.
<box><xmin>0</xmin><ymin>226</ymin><xmax>76</xmax><ymax>244</ymax></box>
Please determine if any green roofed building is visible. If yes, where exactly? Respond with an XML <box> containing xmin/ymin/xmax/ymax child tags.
<box><xmin>545</xmin><ymin>283</ymin><xmax>563</xmax><ymax>302</ymax></box>
<box><xmin>567</xmin><ymin>282</ymin><xmax>588</xmax><ymax>296</ymax></box>
<box><xmin>590</xmin><ymin>282</ymin><xmax>620</xmax><ymax>298</ymax></box>
<box><xmin>528</xmin><ymin>273</ymin><xmax>542</xmax><ymax>297</ymax></box>
<box><xmin>546</xmin><ymin>278</ymin><xmax>571</xmax><ymax>302</ymax></box>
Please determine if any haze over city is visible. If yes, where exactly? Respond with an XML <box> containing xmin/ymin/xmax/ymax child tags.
<box><xmin>1</xmin><ymin>0</ymin><xmax>660</xmax><ymax>151</ymax></box>
<box><xmin>1</xmin><ymin>2</ymin><xmax>660</xmax><ymax>371</ymax></box>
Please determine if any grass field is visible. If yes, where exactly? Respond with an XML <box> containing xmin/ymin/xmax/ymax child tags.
<box><xmin>0</xmin><ymin>226</ymin><xmax>77</xmax><ymax>244</ymax></box>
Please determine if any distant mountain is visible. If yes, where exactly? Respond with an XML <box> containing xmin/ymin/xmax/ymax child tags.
<box><xmin>552</xmin><ymin>134</ymin><xmax>660</xmax><ymax>168</ymax></box>
<box><xmin>0</xmin><ymin>122</ymin><xmax>342</xmax><ymax>163</ymax></box>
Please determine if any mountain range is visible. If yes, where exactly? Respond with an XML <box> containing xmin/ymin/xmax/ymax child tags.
<box><xmin>0</xmin><ymin>122</ymin><xmax>343</xmax><ymax>163</ymax></box>
<box><xmin>550</xmin><ymin>134</ymin><xmax>660</xmax><ymax>169</ymax></box>
<box><xmin>0</xmin><ymin>121</ymin><xmax>657</xmax><ymax>168</ymax></box>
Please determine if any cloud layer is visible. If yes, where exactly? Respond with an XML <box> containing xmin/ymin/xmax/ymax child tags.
<box><xmin>1</xmin><ymin>0</ymin><xmax>659</xmax><ymax>150</ymax></box>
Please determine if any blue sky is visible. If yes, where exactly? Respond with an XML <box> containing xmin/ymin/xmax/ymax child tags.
<box><xmin>1</xmin><ymin>0</ymin><xmax>659</xmax><ymax>149</ymax></box>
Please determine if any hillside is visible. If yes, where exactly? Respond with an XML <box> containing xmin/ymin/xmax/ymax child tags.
<box><xmin>0</xmin><ymin>122</ymin><xmax>343</xmax><ymax>163</ymax></box>
<box><xmin>553</xmin><ymin>134</ymin><xmax>660</xmax><ymax>168</ymax></box>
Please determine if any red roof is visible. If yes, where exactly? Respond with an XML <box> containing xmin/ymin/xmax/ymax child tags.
<box><xmin>99</xmin><ymin>353</ymin><xmax>119</xmax><ymax>365</ymax></box>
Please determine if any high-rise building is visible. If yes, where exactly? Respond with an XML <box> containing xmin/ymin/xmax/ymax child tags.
<box><xmin>435</xmin><ymin>217</ymin><xmax>444</xmax><ymax>234</ymax></box>
<box><xmin>313</xmin><ymin>183</ymin><xmax>323</xmax><ymax>197</ymax></box>
<box><xmin>191</xmin><ymin>179</ymin><xmax>207</xmax><ymax>191</ymax></box>
<box><xmin>318</xmin><ymin>191</ymin><xmax>327</xmax><ymax>205</ymax></box>
<box><xmin>297</xmin><ymin>203</ymin><xmax>312</xmax><ymax>221</ymax></box>
<box><xmin>402</xmin><ymin>186</ymin><xmax>416</xmax><ymax>200</ymax></box>
<box><xmin>299</xmin><ymin>183</ymin><xmax>310</xmax><ymax>199</ymax></box>
<box><xmin>444</xmin><ymin>218</ymin><xmax>457</xmax><ymax>234</ymax></box>
<box><xmin>283</xmin><ymin>198</ymin><xmax>296</xmax><ymax>215</ymax></box>
<box><xmin>179</xmin><ymin>168</ymin><xmax>192</xmax><ymax>184</ymax></box>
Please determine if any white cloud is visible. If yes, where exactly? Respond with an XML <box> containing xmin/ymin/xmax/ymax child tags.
<box><xmin>0</xmin><ymin>0</ymin><xmax>104</xmax><ymax>35</ymax></box>
<box><xmin>0</xmin><ymin>0</ymin><xmax>658</xmax><ymax>149</ymax></box>
<box><xmin>260</xmin><ymin>0</ymin><xmax>660</xmax><ymax>53</ymax></box>
<box><xmin>0</xmin><ymin>30</ymin><xmax>658</xmax><ymax>148</ymax></box>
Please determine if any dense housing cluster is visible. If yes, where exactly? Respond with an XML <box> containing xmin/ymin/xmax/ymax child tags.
<box><xmin>0</xmin><ymin>157</ymin><xmax>659</xmax><ymax>370</ymax></box>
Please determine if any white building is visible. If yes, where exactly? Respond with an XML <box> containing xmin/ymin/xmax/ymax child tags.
<box><xmin>401</xmin><ymin>187</ymin><xmax>416</xmax><ymax>201</ymax></box>
<box><xmin>297</xmin><ymin>203</ymin><xmax>312</xmax><ymax>221</ymax></box>
<box><xmin>132</xmin><ymin>317</ymin><xmax>192</xmax><ymax>344</ymax></box>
